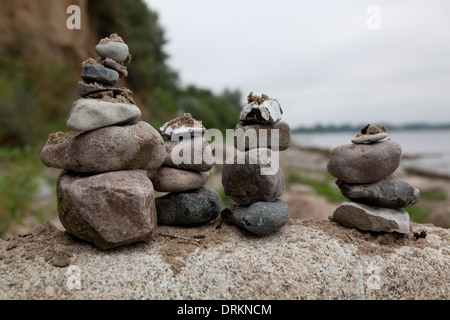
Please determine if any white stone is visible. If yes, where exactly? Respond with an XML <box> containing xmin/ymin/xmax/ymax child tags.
<box><xmin>239</xmin><ymin>99</ymin><xmax>283</xmax><ymax>124</ymax></box>
<box><xmin>329</xmin><ymin>202</ymin><xmax>410</xmax><ymax>234</ymax></box>
<box><xmin>352</xmin><ymin>132</ymin><xmax>388</xmax><ymax>144</ymax></box>
<box><xmin>95</xmin><ymin>42</ymin><xmax>129</xmax><ymax>62</ymax></box>
<box><xmin>66</xmin><ymin>99</ymin><xmax>141</xmax><ymax>132</ymax></box>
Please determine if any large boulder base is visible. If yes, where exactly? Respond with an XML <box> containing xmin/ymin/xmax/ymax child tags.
<box><xmin>0</xmin><ymin>219</ymin><xmax>448</xmax><ymax>299</ymax></box>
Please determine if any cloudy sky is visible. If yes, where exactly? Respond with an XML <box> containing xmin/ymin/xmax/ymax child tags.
<box><xmin>145</xmin><ymin>0</ymin><xmax>450</xmax><ymax>129</ymax></box>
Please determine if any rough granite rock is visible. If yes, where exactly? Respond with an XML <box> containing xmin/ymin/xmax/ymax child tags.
<box><xmin>329</xmin><ymin>202</ymin><xmax>411</xmax><ymax>234</ymax></box>
<box><xmin>163</xmin><ymin>138</ymin><xmax>214</xmax><ymax>172</ymax></box>
<box><xmin>327</xmin><ymin>140</ymin><xmax>402</xmax><ymax>184</ymax></box>
<box><xmin>234</xmin><ymin>121</ymin><xmax>291</xmax><ymax>151</ymax></box>
<box><xmin>40</xmin><ymin>121</ymin><xmax>165</xmax><ymax>173</ymax></box>
<box><xmin>147</xmin><ymin>166</ymin><xmax>210</xmax><ymax>193</ymax></box>
<box><xmin>222</xmin><ymin>148</ymin><xmax>285</xmax><ymax>205</ymax></box>
<box><xmin>0</xmin><ymin>219</ymin><xmax>448</xmax><ymax>299</ymax></box>
<box><xmin>66</xmin><ymin>99</ymin><xmax>141</xmax><ymax>132</ymax></box>
<box><xmin>57</xmin><ymin>170</ymin><xmax>157</xmax><ymax>250</ymax></box>
<box><xmin>221</xmin><ymin>200</ymin><xmax>290</xmax><ymax>236</ymax></box>
<box><xmin>336</xmin><ymin>176</ymin><xmax>421</xmax><ymax>209</ymax></box>
<box><xmin>155</xmin><ymin>187</ymin><xmax>221</xmax><ymax>226</ymax></box>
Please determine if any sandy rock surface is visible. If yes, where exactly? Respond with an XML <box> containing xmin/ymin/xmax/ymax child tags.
<box><xmin>1</xmin><ymin>219</ymin><xmax>448</xmax><ymax>300</ymax></box>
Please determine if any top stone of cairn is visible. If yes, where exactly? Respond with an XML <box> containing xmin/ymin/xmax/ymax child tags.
<box><xmin>95</xmin><ymin>33</ymin><xmax>130</xmax><ymax>63</ymax></box>
<box><xmin>159</xmin><ymin>113</ymin><xmax>206</xmax><ymax>139</ymax></box>
<box><xmin>352</xmin><ymin>124</ymin><xmax>388</xmax><ymax>144</ymax></box>
<box><xmin>239</xmin><ymin>92</ymin><xmax>283</xmax><ymax>124</ymax></box>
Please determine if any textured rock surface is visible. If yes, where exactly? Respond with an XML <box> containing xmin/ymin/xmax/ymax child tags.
<box><xmin>148</xmin><ymin>166</ymin><xmax>210</xmax><ymax>193</ymax></box>
<box><xmin>330</xmin><ymin>202</ymin><xmax>411</xmax><ymax>234</ymax></box>
<box><xmin>336</xmin><ymin>176</ymin><xmax>421</xmax><ymax>209</ymax></box>
<box><xmin>327</xmin><ymin>140</ymin><xmax>402</xmax><ymax>184</ymax></box>
<box><xmin>155</xmin><ymin>188</ymin><xmax>221</xmax><ymax>226</ymax></box>
<box><xmin>1</xmin><ymin>219</ymin><xmax>448</xmax><ymax>299</ymax></box>
<box><xmin>234</xmin><ymin>121</ymin><xmax>291</xmax><ymax>151</ymax></box>
<box><xmin>163</xmin><ymin>138</ymin><xmax>214</xmax><ymax>172</ymax></box>
<box><xmin>40</xmin><ymin>121</ymin><xmax>165</xmax><ymax>173</ymax></box>
<box><xmin>66</xmin><ymin>99</ymin><xmax>141</xmax><ymax>132</ymax></box>
<box><xmin>222</xmin><ymin>148</ymin><xmax>285</xmax><ymax>205</ymax></box>
<box><xmin>221</xmin><ymin>200</ymin><xmax>290</xmax><ymax>236</ymax></box>
<box><xmin>57</xmin><ymin>170</ymin><xmax>157</xmax><ymax>250</ymax></box>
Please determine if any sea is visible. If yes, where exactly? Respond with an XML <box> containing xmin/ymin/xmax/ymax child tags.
<box><xmin>291</xmin><ymin>130</ymin><xmax>450</xmax><ymax>178</ymax></box>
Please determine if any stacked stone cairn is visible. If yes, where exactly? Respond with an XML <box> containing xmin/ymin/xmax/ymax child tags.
<box><xmin>148</xmin><ymin>113</ymin><xmax>222</xmax><ymax>226</ymax></box>
<box><xmin>40</xmin><ymin>34</ymin><xmax>166</xmax><ymax>249</ymax></box>
<box><xmin>327</xmin><ymin>124</ymin><xmax>421</xmax><ymax>234</ymax></box>
<box><xmin>220</xmin><ymin>92</ymin><xmax>292</xmax><ymax>236</ymax></box>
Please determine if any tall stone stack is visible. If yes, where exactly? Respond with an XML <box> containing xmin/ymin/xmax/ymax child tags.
<box><xmin>327</xmin><ymin>125</ymin><xmax>421</xmax><ymax>234</ymax></box>
<box><xmin>148</xmin><ymin>113</ymin><xmax>222</xmax><ymax>226</ymax></box>
<box><xmin>40</xmin><ymin>34</ymin><xmax>165</xmax><ymax>249</ymax></box>
<box><xmin>220</xmin><ymin>92</ymin><xmax>292</xmax><ymax>236</ymax></box>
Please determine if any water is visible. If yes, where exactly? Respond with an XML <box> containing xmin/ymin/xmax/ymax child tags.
<box><xmin>292</xmin><ymin>130</ymin><xmax>450</xmax><ymax>177</ymax></box>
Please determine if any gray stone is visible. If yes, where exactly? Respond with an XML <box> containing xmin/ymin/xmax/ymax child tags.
<box><xmin>78</xmin><ymin>81</ymin><xmax>133</xmax><ymax>98</ymax></box>
<box><xmin>95</xmin><ymin>41</ymin><xmax>130</xmax><ymax>62</ymax></box>
<box><xmin>352</xmin><ymin>132</ymin><xmax>388</xmax><ymax>144</ymax></box>
<box><xmin>329</xmin><ymin>202</ymin><xmax>410</xmax><ymax>234</ymax></box>
<box><xmin>155</xmin><ymin>187</ymin><xmax>221</xmax><ymax>226</ymax></box>
<box><xmin>81</xmin><ymin>64</ymin><xmax>119</xmax><ymax>86</ymax></box>
<box><xmin>234</xmin><ymin>121</ymin><xmax>291</xmax><ymax>151</ymax></box>
<box><xmin>327</xmin><ymin>140</ymin><xmax>402</xmax><ymax>184</ymax></box>
<box><xmin>57</xmin><ymin>170</ymin><xmax>157</xmax><ymax>250</ymax></box>
<box><xmin>336</xmin><ymin>175</ymin><xmax>421</xmax><ymax>209</ymax></box>
<box><xmin>40</xmin><ymin>121</ymin><xmax>165</xmax><ymax>173</ymax></box>
<box><xmin>147</xmin><ymin>166</ymin><xmax>210</xmax><ymax>193</ymax></box>
<box><xmin>66</xmin><ymin>99</ymin><xmax>141</xmax><ymax>132</ymax></box>
<box><xmin>239</xmin><ymin>99</ymin><xmax>283</xmax><ymax>124</ymax></box>
<box><xmin>222</xmin><ymin>148</ymin><xmax>285</xmax><ymax>205</ymax></box>
<box><xmin>163</xmin><ymin>138</ymin><xmax>214</xmax><ymax>172</ymax></box>
<box><xmin>102</xmin><ymin>58</ymin><xmax>128</xmax><ymax>78</ymax></box>
<box><xmin>221</xmin><ymin>199</ymin><xmax>290</xmax><ymax>236</ymax></box>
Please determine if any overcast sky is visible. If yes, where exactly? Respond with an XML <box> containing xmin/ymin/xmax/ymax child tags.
<box><xmin>145</xmin><ymin>0</ymin><xmax>450</xmax><ymax>128</ymax></box>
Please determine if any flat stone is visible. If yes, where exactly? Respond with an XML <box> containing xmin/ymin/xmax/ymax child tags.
<box><xmin>66</xmin><ymin>99</ymin><xmax>141</xmax><ymax>132</ymax></box>
<box><xmin>329</xmin><ymin>202</ymin><xmax>410</xmax><ymax>234</ymax></box>
<box><xmin>57</xmin><ymin>170</ymin><xmax>157</xmax><ymax>250</ymax></box>
<box><xmin>222</xmin><ymin>148</ymin><xmax>285</xmax><ymax>205</ymax></box>
<box><xmin>352</xmin><ymin>132</ymin><xmax>388</xmax><ymax>144</ymax></box>
<box><xmin>102</xmin><ymin>58</ymin><xmax>128</xmax><ymax>78</ymax></box>
<box><xmin>239</xmin><ymin>99</ymin><xmax>283</xmax><ymax>124</ymax></box>
<box><xmin>40</xmin><ymin>122</ymin><xmax>165</xmax><ymax>173</ymax></box>
<box><xmin>95</xmin><ymin>41</ymin><xmax>130</xmax><ymax>63</ymax></box>
<box><xmin>160</xmin><ymin>113</ymin><xmax>206</xmax><ymax>138</ymax></box>
<box><xmin>78</xmin><ymin>81</ymin><xmax>133</xmax><ymax>98</ymax></box>
<box><xmin>221</xmin><ymin>200</ymin><xmax>290</xmax><ymax>236</ymax></box>
<box><xmin>81</xmin><ymin>64</ymin><xmax>119</xmax><ymax>86</ymax></box>
<box><xmin>155</xmin><ymin>187</ymin><xmax>221</xmax><ymax>226</ymax></box>
<box><xmin>336</xmin><ymin>175</ymin><xmax>421</xmax><ymax>209</ymax></box>
<box><xmin>327</xmin><ymin>140</ymin><xmax>402</xmax><ymax>184</ymax></box>
<box><xmin>147</xmin><ymin>166</ymin><xmax>210</xmax><ymax>193</ymax></box>
<box><xmin>234</xmin><ymin>121</ymin><xmax>291</xmax><ymax>151</ymax></box>
<box><xmin>163</xmin><ymin>138</ymin><xmax>214</xmax><ymax>172</ymax></box>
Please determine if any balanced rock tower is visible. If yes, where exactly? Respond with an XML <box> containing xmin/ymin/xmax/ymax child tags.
<box><xmin>40</xmin><ymin>34</ymin><xmax>165</xmax><ymax>249</ymax></box>
<box><xmin>327</xmin><ymin>125</ymin><xmax>421</xmax><ymax>234</ymax></box>
<box><xmin>221</xmin><ymin>92</ymin><xmax>292</xmax><ymax>236</ymax></box>
<box><xmin>148</xmin><ymin>113</ymin><xmax>222</xmax><ymax>226</ymax></box>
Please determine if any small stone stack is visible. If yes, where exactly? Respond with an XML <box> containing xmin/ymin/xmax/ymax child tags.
<box><xmin>40</xmin><ymin>34</ymin><xmax>165</xmax><ymax>249</ymax></box>
<box><xmin>148</xmin><ymin>113</ymin><xmax>222</xmax><ymax>226</ymax></box>
<box><xmin>221</xmin><ymin>92</ymin><xmax>291</xmax><ymax>236</ymax></box>
<box><xmin>327</xmin><ymin>125</ymin><xmax>421</xmax><ymax>234</ymax></box>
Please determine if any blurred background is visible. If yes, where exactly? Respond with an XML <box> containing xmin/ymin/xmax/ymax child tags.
<box><xmin>0</xmin><ymin>0</ymin><xmax>449</xmax><ymax>238</ymax></box>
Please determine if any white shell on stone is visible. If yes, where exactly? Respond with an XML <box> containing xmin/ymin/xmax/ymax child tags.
<box><xmin>160</xmin><ymin>121</ymin><xmax>206</xmax><ymax>138</ymax></box>
<box><xmin>352</xmin><ymin>132</ymin><xmax>388</xmax><ymax>144</ymax></box>
<box><xmin>239</xmin><ymin>99</ymin><xmax>283</xmax><ymax>124</ymax></box>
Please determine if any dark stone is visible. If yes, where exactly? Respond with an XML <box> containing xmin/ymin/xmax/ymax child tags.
<box><xmin>336</xmin><ymin>175</ymin><xmax>420</xmax><ymax>209</ymax></box>
<box><xmin>221</xmin><ymin>200</ymin><xmax>290</xmax><ymax>236</ymax></box>
<box><xmin>81</xmin><ymin>64</ymin><xmax>119</xmax><ymax>86</ymax></box>
<box><xmin>155</xmin><ymin>188</ymin><xmax>221</xmax><ymax>226</ymax></box>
